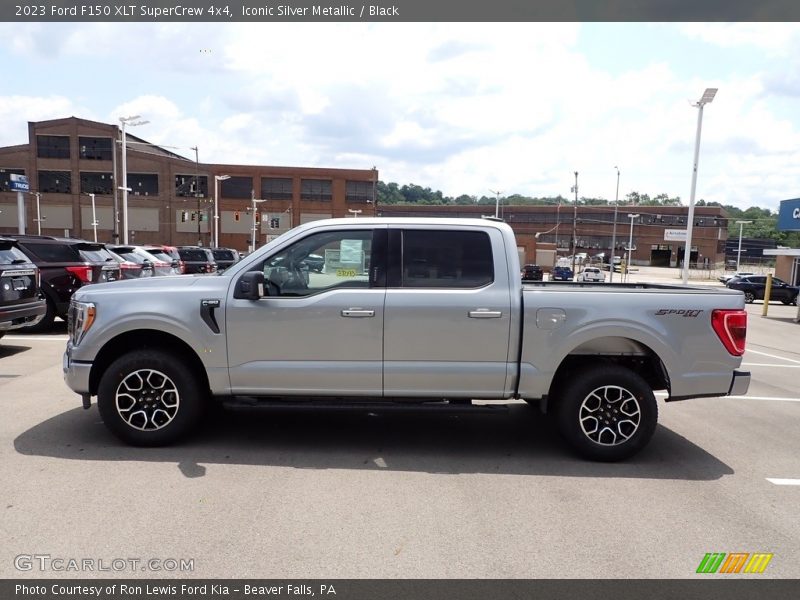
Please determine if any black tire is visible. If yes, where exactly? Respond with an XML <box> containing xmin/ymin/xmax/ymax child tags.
<box><xmin>19</xmin><ymin>296</ymin><xmax>56</xmax><ymax>333</ymax></box>
<box><xmin>743</xmin><ymin>291</ymin><xmax>755</xmax><ymax>304</ymax></box>
<box><xmin>555</xmin><ymin>365</ymin><xmax>658</xmax><ymax>461</ymax></box>
<box><xmin>97</xmin><ymin>349</ymin><xmax>206</xmax><ymax>446</ymax></box>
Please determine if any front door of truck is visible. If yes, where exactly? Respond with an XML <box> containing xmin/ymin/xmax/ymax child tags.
<box><xmin>227</xmin><ymin>227</ymin><xmax>386</xmax><ymax>396</ymax></box>
<box><xmin>382</xmin><ymin>227</ymin><xmax>513</xmax><ymax>398</ymax></box>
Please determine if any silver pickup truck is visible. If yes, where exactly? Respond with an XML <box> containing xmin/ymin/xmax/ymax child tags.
<box><xmin>63</xmin><ymin>218</ymin><xmax>750</xmax><ymax>461</ymax></box>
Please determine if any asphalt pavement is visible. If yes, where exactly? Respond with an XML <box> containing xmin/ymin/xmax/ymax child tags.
<box><xmin>1</xmin><ymin>280</ymin><xmax>798</xmax><ymax>579</ymax></box>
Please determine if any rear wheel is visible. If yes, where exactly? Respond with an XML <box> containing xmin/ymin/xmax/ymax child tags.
<box><xmin>555</xmin><ymin>365</ymin><xmax>658</xmax><ymax>461</ymax></box>
<box><xmin>743</xmin><ymin>291</ymin><xmax>756</xmax><ymax>303</ymax></box>
<box><xmin>97</xmin><ymin>349</ymin><xmax>205</xmax><ymax>446</ymax></box>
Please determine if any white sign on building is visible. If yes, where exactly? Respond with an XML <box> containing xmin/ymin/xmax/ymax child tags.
<box><xmin>664</xmin><ymin>229</ymin><xmax>687</xmax><ymax>242</ymax></box>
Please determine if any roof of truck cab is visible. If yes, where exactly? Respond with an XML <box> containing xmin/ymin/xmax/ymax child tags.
<box><xmin>301</xmin><ymin>217</ymin><xmax>513</xmax><ymax>230</ymax></box>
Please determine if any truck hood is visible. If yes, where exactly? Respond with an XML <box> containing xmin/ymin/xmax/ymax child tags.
<box><xmin>72</xmin><ymin>274</ymin><xmax>216</xmax><ymax>302</ymax></box>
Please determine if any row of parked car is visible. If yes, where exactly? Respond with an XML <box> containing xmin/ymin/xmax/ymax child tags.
<box><xmin>0</xmin><ymin>234</ymin><xmax>242</xmax><ymax>336</ymax></box>
<box><xmin>521</xmin><ymin>264</ymin><xmax>605</xmax><ymax>282</ymax></box>
<box><xmin>721</xmin><ymin>272</ymin><xmax>799</xmax><ymax>305</ymax></box>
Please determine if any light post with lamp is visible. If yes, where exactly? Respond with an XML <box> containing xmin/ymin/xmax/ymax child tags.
<box><xmin>735</xmin><ymin>220</ymin><xmax>752</xmax><ymax>271</ymax></box>
<box><xmin>682</xmin><ymin>88</ymin><xmax>717</xmax><ymax>284</ymax></box>
<box><xmin>626</xmin><ymin>213</ymin><xmax>639</xmax><ymax>283</ymax></box>
<box><xmin>87</xmin><ymin>193</ymin><xmax>98</xmax><ymax>242</ymax></box>
<box><xmin>609</xmin><ymin>166</ymin><xmax>620</xmax><ymax>282</ymax></box>
<box><xmin>489</xmin><ymin>189</ymin><xmax>503</xmax><ymax>219</ymax></box>
<box><xmin>33</xmin><ymin>191</ymin><xmax>44</xmax><ymax>235</ymax></box>
<box><xmin>118</xmin><ymin>115</ymin><xmax>149</xmax><ymax>244</ymax></box>
<box><xmin>348</xmin><ymin>209</ymin><xmax>362</xmax><ymax>218</ymax></box>
<box><xmin>214</xmin><ymin>175</ymin><xmax>231</xmax><ymax>249</ymax></box>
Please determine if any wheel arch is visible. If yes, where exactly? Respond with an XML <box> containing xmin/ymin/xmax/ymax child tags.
<box><xmin>89</xmin><ymin>329</ymin><xmax>210</xmax><ymax>397</ymax></box>
<box><xmin>548</xmin><ymin>336</ymin><xmax>670</xmax><ymax>403</ymax></box>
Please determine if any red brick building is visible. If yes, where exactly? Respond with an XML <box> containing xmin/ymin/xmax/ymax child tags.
<box><xmin>0</xmin><ymin>117</ymin><xmax>378</xmax><ymax>250</ymax></box>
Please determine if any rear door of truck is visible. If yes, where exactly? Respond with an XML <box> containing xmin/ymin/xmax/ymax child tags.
<box><xmin>382</xmin><ymin>224</ymin><xmax>513</xmax><ymax>398</ymax></box>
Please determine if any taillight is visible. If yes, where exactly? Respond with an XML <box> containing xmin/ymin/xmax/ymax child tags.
<box><xmin>711</xmin><ymin>309</ymin><xmax>747</xmax><ymax>356</ymax></box>
<box><xmin>66</xmin><ymin>266</ymin><xmax>93</xmax><ymax>283</ymax></box>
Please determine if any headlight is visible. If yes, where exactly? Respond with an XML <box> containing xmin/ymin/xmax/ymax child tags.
<box><xmin>69</xmin><ymin>300</ymin><xmax>96</xmax><ymax>346</ymax></box>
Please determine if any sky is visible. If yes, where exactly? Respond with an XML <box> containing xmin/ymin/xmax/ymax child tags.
<box><xmin>1</xmin><ymin>21</ymin><xmax>799</xmax><ymax>211</ymax></box>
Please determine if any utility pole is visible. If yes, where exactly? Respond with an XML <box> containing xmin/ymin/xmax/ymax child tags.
<box><xmin>610</xmin><ymin>166</ymin><xmax>620</xmax><ymax>282</ymax></box>
<box><xmin>33</xmin><ymin>192</ymin><xmax>44</xmax><ymax>235</ymax></box>
<box><xmin>250</xmin><ymin>191</ymin><xmax>266</xmax><ymax>253</ymax></box>
<box><xmin>571</xmin><ymin>172</ymin><xmax>578</xmax><ymax>277</ymax></box>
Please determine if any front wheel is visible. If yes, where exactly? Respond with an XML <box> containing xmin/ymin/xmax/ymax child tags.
<box><xmin>555</xmin><ymin>365</ymin><xmax>658</xmax><ymax>461</ymax></box>
<box><xmin>743</xmin><ymin>291</ymin><xmax>756</xmax><ymax>304</ymax></box>
<box><xmin>97</xmin><ymin>349</ymin><xmax>206</xmax><ymax>446</ymax></box>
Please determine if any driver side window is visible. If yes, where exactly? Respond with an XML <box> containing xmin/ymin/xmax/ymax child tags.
<box><xmin>260</xmin><ymin>229</ymin><xmax>374</xmax><ymax>297</ymax></box>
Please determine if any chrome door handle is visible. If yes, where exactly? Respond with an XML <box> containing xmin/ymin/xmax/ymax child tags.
<box><xmin>341</xmin><ymin>308</ymin><xmax>375</xmax><ymax>318</ymax></box>
<box><xmin>469</xmin><ymin>309</ymin><xmax>503</xmax><ymax>318</ymax></box>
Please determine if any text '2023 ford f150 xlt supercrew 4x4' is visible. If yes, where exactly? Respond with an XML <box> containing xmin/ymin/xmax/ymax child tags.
<box><xmin>63</xmin><ymin>218</ymin><xmax>749</xmax><ymax>461</ymax></box>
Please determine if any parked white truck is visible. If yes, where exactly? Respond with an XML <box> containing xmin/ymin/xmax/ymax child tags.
<box><xmin>63</xmin><ymin>218</ymin><xmax>749</xmax><ymax>460</ymax></box>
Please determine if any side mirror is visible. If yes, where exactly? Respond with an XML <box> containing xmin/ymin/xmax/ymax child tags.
<box><xmin>234</xmin><ymin>271</ymin><xmax>265</xmax><ymax>300</ymax></box>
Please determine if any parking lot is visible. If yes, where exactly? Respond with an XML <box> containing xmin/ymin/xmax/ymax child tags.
<box><xmin>1</xmin><ymin>291</ymin><xmax>798</xmax><ymax>579</ymax></box>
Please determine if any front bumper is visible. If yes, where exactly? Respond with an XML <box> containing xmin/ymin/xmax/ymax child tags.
<box><xmin>63</xmin><ymin>342</ymin><xmax>92</xmax><ymax>396</ymax></box>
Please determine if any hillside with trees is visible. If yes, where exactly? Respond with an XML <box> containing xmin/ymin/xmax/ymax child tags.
<box><xmin>375</xmin><ymin>181</ymin><xmax>800</xmax><ymax>247</ymax></box>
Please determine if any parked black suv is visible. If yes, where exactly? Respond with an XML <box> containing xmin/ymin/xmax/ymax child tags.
<box><xmin>177</xmin><ymin>246</ymin><xmax>218</xmax><ymax>274</ymax></box>
<box><xmin>0</xmin><ymin>237</ymin><xmax>46</xmax><ymax>339</ymax></box>
<box><xmin>521</xmin><ymin>264</ymin><xmax>544</xmax><ymax>281</ymax></box>
<box><xmin>8</xmin><ymin>235</ymin><xmax>121</xmax><ymax>331</ymax></box>
<box><xmin>211</xmin><ymin>247</ymin><xmax>240</xmax><ymax>272</ymax></box>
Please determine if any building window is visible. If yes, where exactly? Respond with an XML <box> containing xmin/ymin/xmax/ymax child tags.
<box><xmin>36</xmin><ymin>135</ymin><xmax>71</xmax><ymax>159</ymax></box>
<box><xmin>128</xmin><ymin>173</ymin><xmax>158</xmax><ymax>196</ymax></box>
<box><xmin>0</xmin><ymin>168</ymin><xmax>26</xmax><ymax>192</ymax></box>
<box><xmin>175</xmin><ymin>174</ymin><xmax>208</xmax><ymax>197</ymax></box>
<box><xmin>80</xmin><ymin>172</ymin><xmax>114</xmax><ymax>195</ymax></box>
<box><xmin>38</xmin><ymin>170</ymin><xmax>72</xmax><ymax>194</ymax></box>
<box><xmin>78</xmin><ymin>137</ymin><xmax>113</xmax><ymax>161</ymax></box>
<box><xmin>301</xmin><ymin>179</ymin><xmax>332</xmax><ymax>202</ymax></box>
<box><xmin>221</xmin><ymin>176</ymin><xmax>253</xmax><ymax>199</ymax></box>
<box><xmin>261</xmin><ymin>177</ymin><xmax>293</xmax><ymax>200</ymax></box>
<box><xmin>345</xmin><ymin>180</ymin><xmax>374</xmax><ymax>203</ymax></box>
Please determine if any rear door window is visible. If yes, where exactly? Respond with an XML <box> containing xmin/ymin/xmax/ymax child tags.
<box><xmin>399</xmin><ymin>229</ymin><xmax>493</xmax><ymax>288</ymax></box>
<box><xmin>180</xmin><ymin>249</ymin><xmax>210</xmax><ymax>262</ymax></box>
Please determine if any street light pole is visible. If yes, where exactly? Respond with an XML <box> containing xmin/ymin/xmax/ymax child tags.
<box><xmin>489</xmin><ymin>189</ymin><xmax>503</xmax><ymax>219</ymax></box>
<box><xmin>118</xmin><ymin>115</ymin><xmax>148</xmax><ymax>244</ymax></box>
<box><xmin>682</xmin><ymin>88</ymin><xmax>717</xmax><ymax>284</ymax></box>
<box><xmin>571</xmin><ymin>172</ymin><xmax>578</xmax><ymax>276</ymax></box>
<box><xmin>735</xmin><ymin>220</ymin><xmax>752</xmax><ymax>271</ymax></box>
<box><xmin>191</xmin><ymin>146</ymin><xmax>203</xmax><ymax>246</ymax></box>
<box><xmin>609</xmin><ymin>166</ymin><xmax>620</xmax><ymax>283</ymax></box>
<box><xmin>88</xmin><ymin>193</ymin><xmax>98</xmax><ymax>242</ymax></box>
<box><xmin>33</xmin><ymin>192</ymin><xmax>43</xmax><ymax>235</ymax></box>
<box><xmin>214</xmin><ymin>175</ymin><xmax>231</xmax><ymax>249</ymax></box>
<box><xmin>626</xmin><ymin>213</ymin><xmax>639</xmax><ymax>283</ymax></box>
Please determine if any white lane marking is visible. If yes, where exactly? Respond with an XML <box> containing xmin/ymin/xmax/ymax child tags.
<box><xmin>727</xmin><ymin>395</ymin><xmax>800</xmax><ymax>402</ymax></box>
<box><xmin>746</xmin><ymin>349</ymin><xmax>800</xmax><ymax>364</ymax></box>
<box><xmin>3</xmin><ymin>336</ymin><xmax>68</xmax><ymax>342</ymax></box>
<box><xmin>766</xmin><ymin>479</ymin><xmax>800</xmax><ymax>486</ymax></box>
<box><xmin>741</xmin><ymin>363</ymin><xmax>800</xmax><ymax>368</ymax></box>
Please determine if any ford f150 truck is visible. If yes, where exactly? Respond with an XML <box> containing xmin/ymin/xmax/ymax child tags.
<box><xmin>63</xmin><ymin>218</ymin><xmax>750</xmax><ymax>461</ymax></box>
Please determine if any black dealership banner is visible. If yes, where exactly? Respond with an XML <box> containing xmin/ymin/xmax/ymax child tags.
<box><xmin>3</xmin><ymin>0</ymin><xmax>800</xmax><ymax>22</ymax></box>
<box><xmin>4</xmin><ymin>580</ymin><xmax>800</xmax><ymax>600</ymax></box>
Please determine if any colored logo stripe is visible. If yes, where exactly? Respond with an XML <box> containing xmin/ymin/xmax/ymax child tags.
<box><xmin>744</xmin><ymin>553</ymin><xmax>774</xmax><ymax>574</ymax></box>
<box><xmin>696</xmin><ymin>552</ymin><xmax>773</xmax><ymax>574</ymax></box>
<box><xmin>697</xmin><ymin>553</ymin><xmax>726</xmax><ymax>573</ymax></box>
